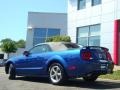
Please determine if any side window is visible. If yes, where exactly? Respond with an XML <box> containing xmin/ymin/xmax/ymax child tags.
<box><xmin>30</xmin><ymin>45</ymin><xmax>51</xmax><ymax>54</ymax></box>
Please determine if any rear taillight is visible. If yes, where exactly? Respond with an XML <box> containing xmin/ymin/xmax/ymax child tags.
<box><xmin>106</xmin><ymin>52</ymin><xmax>112</xmax><ymax>61</ymax></box>
<box><xmin>103</xmin><ymin>48</ymin><xmax>112</xmax><ymax>61</ymax></box>
<box><xmin>82</xmin><ymin>51</ymin><xmax>91</xmax><ymax>60</ymax></box>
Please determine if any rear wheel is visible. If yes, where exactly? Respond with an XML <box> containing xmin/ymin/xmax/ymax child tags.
<box><xmin>8</xmin><ymin>64</ymin><xmax>16</xmax><ymax>80</ymax></box>
<box><xmin>49</xmin><ymin>63</ymin><xmax>67</xmax><ymax>85</ymax></box>
<box><xmin>83</xmin><ymin>74</ymin><xmax>98</xmax><ymax>82</ymax></box>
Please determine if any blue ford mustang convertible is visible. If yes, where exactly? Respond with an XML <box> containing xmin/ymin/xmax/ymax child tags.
<box><xmin>5</xmin><ymin>42</ymin><xmax>114</xmax><ymax>85</ymax></box>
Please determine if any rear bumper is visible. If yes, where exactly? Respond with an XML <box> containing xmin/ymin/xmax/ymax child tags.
<box><xmin>67</xmin><ymin>60</ymin><xmax>114</xmax><ymax>78</ymax></box>
<box><xmin>96</xmin><ymin>61</ymin><xmax>114</xmax><ymax>74</ymax></box>
<box><xmin>92</xmin><ymin>64</ymin><xmax>114</xmax><ymax>75</ymax></box>
<box><xmin>84</xmin><ymin>60</ymin><xmax>114</xmax><ymax>75</ymax></box>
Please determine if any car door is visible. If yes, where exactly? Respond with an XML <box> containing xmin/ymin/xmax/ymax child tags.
<box><xmin>16</xmin><ymin>44</ymin><xmax>51</xmax><ymax>76</ymax></box>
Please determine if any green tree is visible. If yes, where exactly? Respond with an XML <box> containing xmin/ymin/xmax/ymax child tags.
<box><xmin>16</xmin><ymin>39</ymin><xmax>26</xmax><ymax>48</ymax></box>
<box><xmin>1</xmin><ymin>39</ymin><xmax>17</xmax><ymax>59</ymax></box>
<box><xmin>1</xmin><ymin>38</ymin><xmax>12</xmax><ymax>43</ymax></box>
<box><xmin>46</xmin><ymin>36</ymin><xmax>71</xmax><ymax>42</ymax></box>
<box><xmin>0</xmin><ymin>38</ymin><xmax>12</xmax><ymax>49</ymax></box>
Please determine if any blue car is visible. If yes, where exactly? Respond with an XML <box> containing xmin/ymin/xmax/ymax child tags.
<box><xmin>5</xmin><ymin>42</ymin><xmax>114</xmax><ymax>85</ymax></box>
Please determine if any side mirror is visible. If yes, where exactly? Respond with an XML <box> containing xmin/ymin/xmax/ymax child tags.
<box><xmin>23</xmin><ymin>51</ymin><xmax>30</xmax><ymax>56</ymax></box>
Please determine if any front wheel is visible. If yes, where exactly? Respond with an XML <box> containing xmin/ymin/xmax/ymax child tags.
<box><xmin>49</xmin><ymin>63</ymin><xmax>67</xmax><ymax>85</ymax></box>
<box><xmin>83</xmin><ymin>74</ymin><xmax>98</xmax><ymax>82</ymax></box>
<box><xmin>8</xmin><ymin>64</ymin><xmax>16</xmax><ymax>80</ymax></box>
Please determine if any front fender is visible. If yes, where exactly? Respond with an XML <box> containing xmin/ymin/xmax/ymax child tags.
<box><xmin>5</xmin><ymin>60</ymin><xmax>16</xmax><ymax>74</ymax></box>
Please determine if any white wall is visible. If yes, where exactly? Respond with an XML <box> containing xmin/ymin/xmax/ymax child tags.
<box><xmin>26</xmin><ymin>28</ymin><xmax>34</xmax><ymax>50</ymax></box>
<box><xmin>0</xmin><ymin>48</ymin><xmax>25</xmax><ymax>59</ymax></box>
<box><xmin>26</xmin><ymin>12</ymin><xmax>67</xmax><ymax>50</ymax></box>
<box><xmin>68</xmin><ymin>0</ymin><xmax>120</xmax><ymax>59</ymax></box>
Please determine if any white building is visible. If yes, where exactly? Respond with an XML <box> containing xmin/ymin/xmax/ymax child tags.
<box><xmin>26</xmin><ymin>12</ymin><xmax>67</xmax><ymax>50</ymax></box>
<box><xmin>0</xmin><ymin>48</ymin><xmax>25</xmax><ymax>60</ymax></box>
<box><xmin>68</xmin><ymin>0</ymin><xmax>120</xmax><ymax>65</ymax></box>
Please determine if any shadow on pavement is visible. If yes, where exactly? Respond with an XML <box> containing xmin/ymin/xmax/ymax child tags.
<box><xmin>63</xmin><ymin>79</ymin><xmax>120</xmax><ymax>89</ymax></box>
<box><xmin>15</xmin><ymin>77</ymin><xmax>120</xmax><ymax>89</ymax></box>
<box><xmin>16</xmin><ymin>77</ymin><xmax>49</xmax><ymax>83</ymax></box>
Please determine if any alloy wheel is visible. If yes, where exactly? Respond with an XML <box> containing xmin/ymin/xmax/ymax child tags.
<box><xmin>50</xmin><ymin>65</ymin><xmax>62</xmax><ymax>83</ymax></box>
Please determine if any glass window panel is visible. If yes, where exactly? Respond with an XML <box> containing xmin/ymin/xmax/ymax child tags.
<box><xmin>78</xmin><ymin>0</ymin><xmax>86</xmax><ymax>10</ymax></box>
<box><xmin>77</xmin><ymin>37</ymin><xmax>88</xmax><ymax>46</ymax></box>
<box><xmin>92</xmin><ymin>0</ymin><xmax>101</xmax><ymax>6</ymax></box>
<box><xmin>33</xmin><ymin>38</ymin><xmax>46</xmax><ymax>46</ymax></box>
<box><xmin>34</xmin><ymin>28</ymin><xmax>47</xmax><ymax>37</ymax></box>
<box><xmin>47</xmin><ymin>29</ymin><xmax>60</xmax><ymax>37</ymax></box>
<box><xmin>89</xmin><ymin>36</ymin><xmax>100</xmax><ymax>46</ymax></box>
<box><xmin>78</xmin><ymin>26</ymin><xmax>89</xmax><ymax>37</ymax></box>
<box><xmin>77</xmin><ymin>24</ymin><xmax>101</xmax><ymax>46</ymax></box>
<box><xmin>30</xmin><ymin>45</ymin><xmax>51</xmax><ymax>54</ymax></box>
<box><xmin>30</xmin><ymin>46</ymin><xmax>42</xmax><ymax>54</ymax></box>
<box><xmin>90</xmin><ymin>24</ymin><xmax>100</xmax><ymax>36</ymax></box>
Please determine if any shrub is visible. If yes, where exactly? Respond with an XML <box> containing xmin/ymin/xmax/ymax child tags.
<box><xmin>46</xmin><ymin>36</ymin><xmax>71</xmax><ymax>42</ymax></box>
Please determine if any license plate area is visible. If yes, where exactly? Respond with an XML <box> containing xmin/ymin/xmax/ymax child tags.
<box><xmin>100</xmin><ymin>64</ymin><xmax>108</xmax><ymax>69</ymax></box>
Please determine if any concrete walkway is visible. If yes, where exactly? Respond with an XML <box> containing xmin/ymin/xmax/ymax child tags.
<box><xmin>114</xmin><ymin>65</ymin><xmax>120</xmax><ymax>71</ymax></box>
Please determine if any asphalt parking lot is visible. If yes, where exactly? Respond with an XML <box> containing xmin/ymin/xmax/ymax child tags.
<box><xmin>0</xmin><ymin>67</ymin><xmax>120</xmax><ymax>90</ymax></box>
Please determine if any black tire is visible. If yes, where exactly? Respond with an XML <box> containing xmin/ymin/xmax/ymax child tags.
<box><xmin>8</xmin><ymin>64</ymin><xmax>16</xmax><ymax>80</ymax></box>
<box><xmin>49</xmin><ymin>63</ymin><xmax>68</xmax><ymax>85</ymax></box>
<box><xmin>83</xmin><ymin>74</ymin><xmax>98</xmax><ymax>82</ymax></box>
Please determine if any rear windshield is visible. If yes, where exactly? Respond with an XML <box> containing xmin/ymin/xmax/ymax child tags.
<box><xmin>64</xmin><ymin>43</ymin><xmax>80</xmax><ymax>49</ymax></box>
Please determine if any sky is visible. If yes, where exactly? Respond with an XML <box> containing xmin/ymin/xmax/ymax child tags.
<box><xmin>0</xmin><ymin>0</ymin><xmax>67</xmax><ymax>41</ymax></box>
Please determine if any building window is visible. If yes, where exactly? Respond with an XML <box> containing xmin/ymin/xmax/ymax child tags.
<box><xmin>33</xmin><ymin>28</ymin><xmax>47</xmax><ymax>45</ymax></box>
<box><xmin>78</xmin><ymin>0</ymin><xmax>86</xmax><ymax>10</ymax></box>
<box><xmin>34</xmin><ymin>28</ymin><xmax>47</xmax><ymax>37</ymax></box>
<box><xmin>92</xmin><ymin>0</ymin><xmax>101</xmax><ymax>6</ymax></box>
<box><xmin>77</xmin><ymin>24</ymin><xmax>100</xmax><ymax>46</ymax></box>
<box><xmin>33</xmin><ymin>28</ymin><xmax>60</xmax><ymax>45</ymax></box>
<box><xmin>47</xmin><ymin>29</ymin><xmax>60</xmax><ymax>37</ymax></box>
<box><xmin>77</xmin><ymin>26</ymin><xmax>89</xmax><ymax>46</ymax></box>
